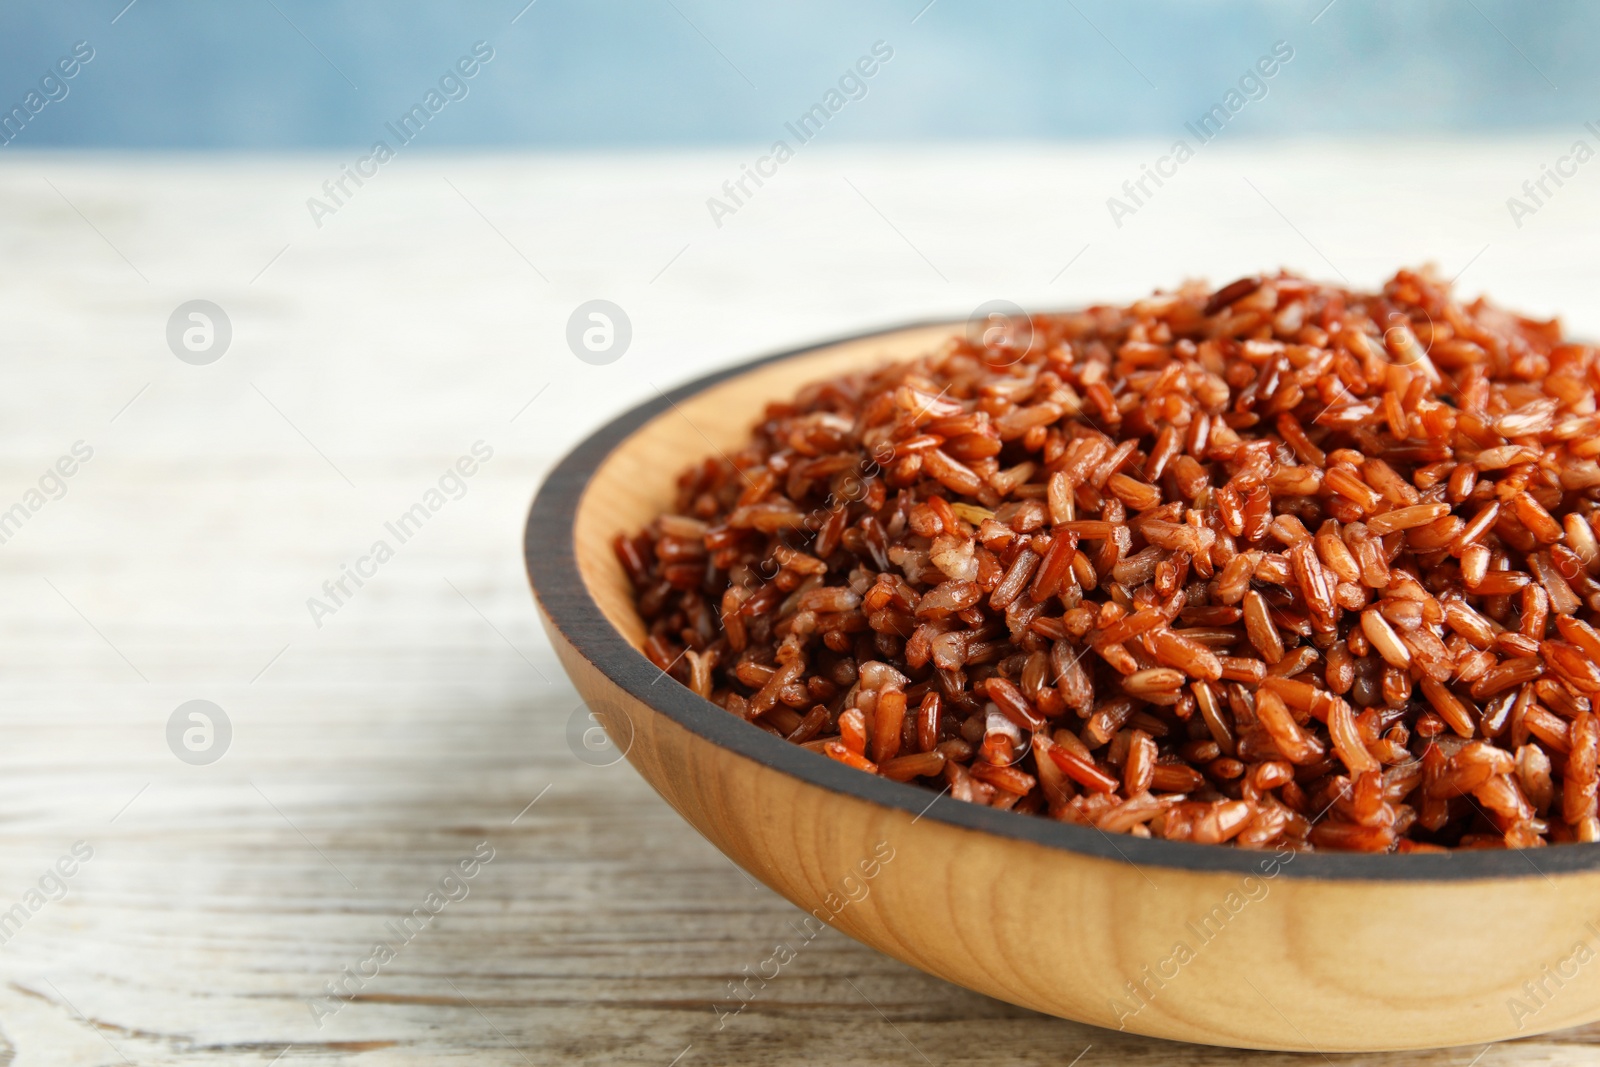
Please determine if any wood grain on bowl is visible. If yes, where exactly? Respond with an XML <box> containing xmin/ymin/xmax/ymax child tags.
<box><xmin>527</xmin><ymin>323</ymin><xmax>1600</xmax><ymax>1052</ymax></box>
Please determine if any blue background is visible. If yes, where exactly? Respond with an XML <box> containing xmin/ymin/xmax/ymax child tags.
<box><xmin>0</xmin><ymin>1</ymin><xmax>1589</xmax><ymax>150</ymax></box>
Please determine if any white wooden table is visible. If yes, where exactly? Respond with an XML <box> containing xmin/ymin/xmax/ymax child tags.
<box><xmin>2</xmin><ymin>141</ymin><xmax>1598</xmax><ymax>1064</ymax></box>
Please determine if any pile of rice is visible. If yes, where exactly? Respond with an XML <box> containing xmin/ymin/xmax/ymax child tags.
<box><xmin>617</xmin><ymin>268</ymin><xmax>1600</xmax><ymax>852</ymax></box>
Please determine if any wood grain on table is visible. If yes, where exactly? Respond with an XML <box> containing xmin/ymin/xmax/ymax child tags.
<box><xmin>0</xmin><ymin>144</ymin><xmax>1596</xmax><ymax>1063</ymax></box>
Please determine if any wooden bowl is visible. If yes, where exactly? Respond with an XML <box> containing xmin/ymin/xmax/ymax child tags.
<box><xmin>525</xmin><ymin>322</ymin><xmax>1600</xmax><ymax>1052</ymax></box>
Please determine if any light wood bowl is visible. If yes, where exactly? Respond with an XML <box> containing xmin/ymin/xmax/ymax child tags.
<box><xmin>525</xmin><ymin>322</ymin><xmax>1600</xmax><ymax>1052</ymax></box>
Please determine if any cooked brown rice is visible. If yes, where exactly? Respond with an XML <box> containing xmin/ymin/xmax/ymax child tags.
<box><xmin>618</xmin><ymin>268</ymin><xmax>1600</xmax><ymax>852</ymax></box>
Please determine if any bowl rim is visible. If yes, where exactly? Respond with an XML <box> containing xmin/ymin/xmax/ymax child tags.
<box><xmin>526</xmin><ymin>318</ymin><xmax>1600</xmax><ymax>882</ymax></box>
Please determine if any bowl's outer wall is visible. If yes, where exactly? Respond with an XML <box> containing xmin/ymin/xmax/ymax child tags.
<box><xmin>528</xmin><ymin>322</ymin><xmax>1600</xmax><ymax>1051</ymax></box>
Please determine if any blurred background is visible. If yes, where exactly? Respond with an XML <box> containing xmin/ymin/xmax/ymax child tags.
<box><xmin>0</xmin><ymin>0</ymin><xmax>1591</xmax><ymax>146</ymax></box>
<box><xmin>3</xmin><ymin>3</ymin><xmax>1599</xmax><ymax>1064</ymax></box>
